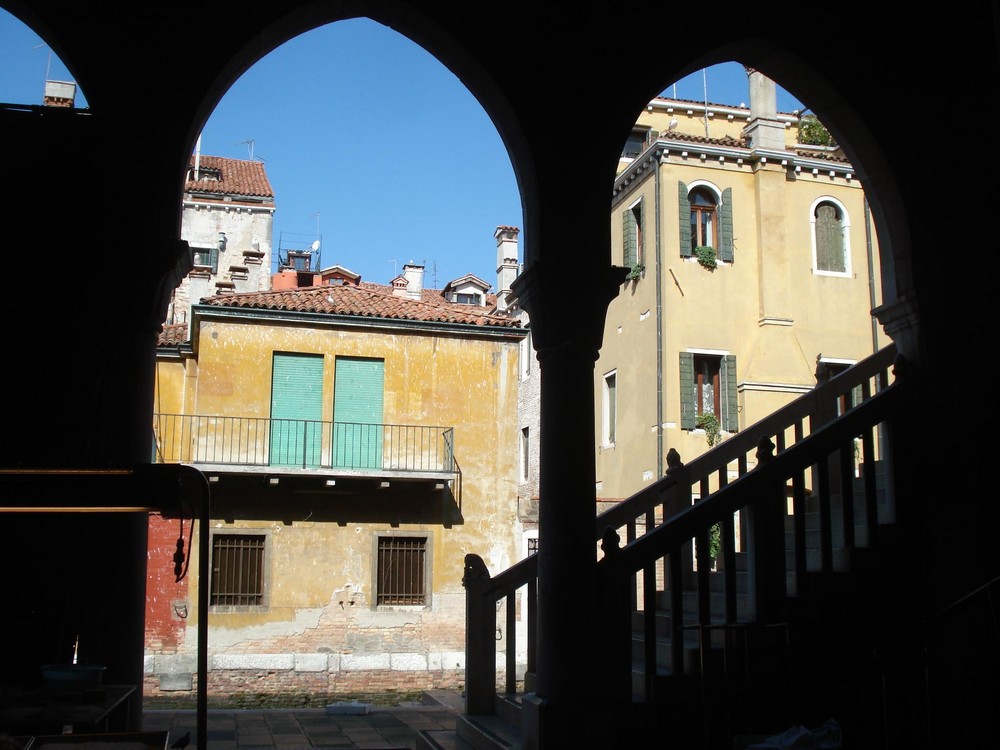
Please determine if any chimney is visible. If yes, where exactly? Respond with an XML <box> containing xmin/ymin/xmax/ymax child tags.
<box><xmin>43</xmin><ymin>80</ymin><xmax>76</xmax><ymax>108</ymax></box>
<box><xmin>402</xmin><ymin>261</ymin><xmax>424</xmax><ymax>300</ymax></box>
<box><xmin>742</xmin><ymin>67</ymin><xmax>787</xmax><ymax>152</ymax></box>
<box><xmin>494</xmin><ymin>226</ymin><xmax>519</xmax><ymax>312</ymax></box>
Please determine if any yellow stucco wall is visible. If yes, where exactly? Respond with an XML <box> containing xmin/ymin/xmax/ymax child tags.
<box><xmin>152</xmin><ymin>315</ymin><xmax>523</xmax><ymax>670</ymax></box>
<box><xmin>597</xmin><ymin>149</ymin><xmax>883</xmax><ymax>500</ymax></box>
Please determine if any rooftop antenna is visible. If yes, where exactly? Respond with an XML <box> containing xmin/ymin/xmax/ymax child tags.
<box><xmin>238</xmin><ymin>139</ymin><xmax>260</xmax><ymax>160</ymax></box>
<box><xmin>310</xmin><ymin>212</ymin><xmax>321</xmax><ymax>267</ymax></box>
<box><xmin>33</xmin><ymin>42</ymin><xmax>52</xmax><ymax>89</ymax></box>
<box><xmin>387</xmin><ymin>259</ymin><xmax>397</xmax><ymax>278</ymax></box>
<box><xmin>702</xmin><ymin>68</ymin><xmax>710</xmax><ymax>137</ymax></box>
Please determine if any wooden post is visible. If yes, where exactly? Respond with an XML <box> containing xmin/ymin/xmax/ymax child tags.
<box><xmin>463</xmin><ymin>553</ymin><xmax>495</xmax><ymax>715</ymax></box>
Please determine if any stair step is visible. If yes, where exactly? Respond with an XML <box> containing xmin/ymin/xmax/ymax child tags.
<box><xmin>455</xmin><ymin>711</ymin><xmax>522</xmax><ymax>750</ymax></box>
<box><xmin>418</xmin><ymin>728</ymin><xmax>474</xmax><ymax>750</ymax></box>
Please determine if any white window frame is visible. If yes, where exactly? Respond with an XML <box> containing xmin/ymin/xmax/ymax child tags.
<box><xmin>520</xmin><ymin>329</ymin><xmax>532</xmax><ymax>381</ymax></box>
<box><xmin>810</xmin><ymin>196</ymin><xmax>852</xmax><ymax>277</ymax></box>
<box><xmin>602</xmin><ymin>370</ymin><xmax>617</xmax><ymax>447</ymax></box>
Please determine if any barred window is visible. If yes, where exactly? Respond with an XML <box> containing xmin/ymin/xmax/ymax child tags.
<box><xmin>376</xmin><ymin>536</ymin><xmax>427</xmax><ymax>606</ymax></box>
<box><xmin>210</xmin><ymin>534</ymin><xmax>265</xmax><ymax>607</ymax></box>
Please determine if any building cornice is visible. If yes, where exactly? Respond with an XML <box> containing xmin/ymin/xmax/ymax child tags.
<box><xmin>191</xmin><ymin>304</ymin><xmax>527</xmax><ymax>341</ymax></box>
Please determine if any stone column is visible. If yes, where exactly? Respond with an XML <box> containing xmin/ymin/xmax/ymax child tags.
<box><xmin>512</xmin><ymin>256</ymin><xmax>627</xmax><ymax>748</ymax></box>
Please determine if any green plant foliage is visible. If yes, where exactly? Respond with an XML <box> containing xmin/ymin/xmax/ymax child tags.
<box><xmin>695</xmin><ymin>245</ymin><xmax>717</xmax><ymax>269</ymax></box>
<box><xmin>695</xmin><ymin>412</ymin><xmax>721</xmax><ymax>447</ymax></box>
<box><xmin>709</xmin><ymin>523</ymin><xmax>721</xmax><ymax>560</ymax></box>
<box><xmin>798</xmin><ymin>115</ymin><xmax>835</xmax><ymax>147</ymax></box>
<box><xmin>626</xmin><ymin>261</ymin><xmax>644</xmax><ymax>280</ymax></box>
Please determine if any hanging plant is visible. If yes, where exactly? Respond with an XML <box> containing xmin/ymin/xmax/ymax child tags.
<box><xmin>695</xmin><ymin>412</ymin><xmax>722</xmax><ymax>447</ymax></box>
<box><xmin>695</xmin><ymin>246</ymin><xmax>717</xmax><ymax>269</ymax></box>
<box><xmin>626</xmin><ymin>261</ymin><xmax>645</xmax><ymax>281</ymax></box>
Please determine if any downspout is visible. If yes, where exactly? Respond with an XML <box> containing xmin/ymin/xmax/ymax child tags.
<box><xmin>864</xmin><ymin>196</ymin><xmax>879</xmax><ymax>353</ymax></box>
<box><xmin>654</xmin><ymin>149</ymin><xmax>664</xmax><ymax>477</ymax></box>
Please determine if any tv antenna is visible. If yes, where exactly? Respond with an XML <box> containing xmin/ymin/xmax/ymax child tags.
<box><xmin>238</xmin><ymin>139</ymin><xmax>264</xmax><ymax>161</ymax></box>
<box><xmin>32</xmin><ymin>42</ymin><xmax>53</xmax><ymax>86</ymax></box>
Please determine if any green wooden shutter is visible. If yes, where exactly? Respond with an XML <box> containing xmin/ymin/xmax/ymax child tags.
<box><xmin>678</xmin><ymin>182</ymin><xmax>692</xmax><ymax>257</ymax></box>
<box><xmin>638</xmin><ymin>196</ymin><xmax>645</xmax><ymax>264</ymax></box>
<box><xmin>333</xmin><ymin>356</ymin><xmax>385</xmax><ymax>469</ymax></box>
<box><xmin>722</xmin><ymin>354</ymin><xmax>738</xmax><ymax>432</ymax></box>
<box><xmin>815</xmin><ymin>203</ymin><xmax>845</xmax><ymax>272</ymax></box>
<box><xmin>679</xmin><ymin>352</ymin><xmax>695</xmax><ymax>429</ymax></box>
<box><xmin>623</xmin><ymin>207</ymin><xmax>636</xmax><ymax>268</ymax></box>
<box><xmin>719</xmin><ymin>187</ymin><xmax>734</xmax><ymax>262</ymax></box>
<box><xmin>270</xmin><ymin>353</ymin><xmax>324</xmax><ymax>467</ymax></box>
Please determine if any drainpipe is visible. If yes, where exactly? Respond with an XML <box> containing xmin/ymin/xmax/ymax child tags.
<box><xmin>654</xmin><ymin>150</ymin><xmax>664</xmax><ymax>477</ymax></box>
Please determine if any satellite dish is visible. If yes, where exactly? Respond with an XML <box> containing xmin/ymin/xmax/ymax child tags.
<box><xmin>311</xmin><ymin>240</ymin><xmax>320</xmax><ymax>251</ymax></box>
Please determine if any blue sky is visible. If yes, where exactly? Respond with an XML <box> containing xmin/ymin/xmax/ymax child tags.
<box><xmin>2</xmin><ymin>10</ymin><xmax>804</xmax><ymax>289</ymax></box>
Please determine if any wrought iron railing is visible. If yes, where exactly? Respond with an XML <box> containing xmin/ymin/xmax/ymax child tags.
<box><xmin>152</xmin><ymin>414</ymin><xmax>456</xmax><ymax>474</ymax></box>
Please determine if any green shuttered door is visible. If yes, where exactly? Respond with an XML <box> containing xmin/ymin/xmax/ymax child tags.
<box><xmin>333</xmin><ymin>357</ymin><xmax>385</xmax><ymax>469</ymax></box>
<box><xmin>270</xmin><ymin>353</ymin><xmax>324</xmax><ymax>467</ymax></box>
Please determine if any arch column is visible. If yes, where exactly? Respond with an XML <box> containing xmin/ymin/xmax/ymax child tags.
<box><xmin>512</xmin><ymin>254</ymin><xmax>628</xmax><ymax>748</ymax></box>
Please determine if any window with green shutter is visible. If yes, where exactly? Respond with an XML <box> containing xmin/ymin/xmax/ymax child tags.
<box><xmin>680</xmin><ymin>352</ymin><xmax>738</xmax><ymax>433</ymax></box>
<box><xmin>679</xmin><ymin>184</ymin><xmax>734</xmax><ymax>263</ymax></box>
<box><xmin>814</xmin><ymin>201</ymin><xmax>847</xmax><ymax>273</ymax></box>
<box><xmin>623</xmin><ymin>198</ymin><xmax>644</xmax><ymax>269</ymax></box>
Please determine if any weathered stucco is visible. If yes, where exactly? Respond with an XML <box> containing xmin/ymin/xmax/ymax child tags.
<box><xmin>148</xmin><ymin>308</ymin><xmax>524</xmax><ymax>699</ymax></box>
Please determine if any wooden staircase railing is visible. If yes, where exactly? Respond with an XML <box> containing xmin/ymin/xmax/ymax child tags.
<box><xmin>463</xmin><ymin>343</ymin><xmax>904</xmax><ymax>736</ymax></box>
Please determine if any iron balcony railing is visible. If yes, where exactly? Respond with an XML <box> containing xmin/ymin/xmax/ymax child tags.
<box><xmin>152</xmin><ymin>414</ymin><xmax>456</xmax><ymax>474</ymax></box>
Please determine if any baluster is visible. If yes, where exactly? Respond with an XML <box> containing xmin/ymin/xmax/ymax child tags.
<box><xmin>505</xmin><ymin>590</ymin><xmax>516</xmax><ymax>694</ymax></box>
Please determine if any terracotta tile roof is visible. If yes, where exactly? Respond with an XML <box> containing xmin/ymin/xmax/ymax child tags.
<box><xmin>648</xmin><ymin>131</ymin><xmax>849</xmax><ymax>165</ymax></box>
<box><xmin>649</xmin><ymin>94</ymin><xmax>799</xmax><ymax>117</ymax></box>
<box><xmin>158</xmin><ymin>323</ymin><xmax>188</xmax><ymax>346</ymax></box>
<box><xmin>654</xmin><ymin>130</ymin><xmax>747</xmax><ymax>148</ymax></box>
<box><xmin>196</xmin><ymin>282</ymin><xmax>521</xmax><ymax>328</ymax></box>
<box><xmin>185</xmin><ymin>155</ymin><xmax>275</xmax><ymax>199</ymax></box>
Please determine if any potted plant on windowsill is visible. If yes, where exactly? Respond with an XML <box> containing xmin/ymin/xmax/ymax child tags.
<box><xmin>626</xmin><ymin>261</ymin><xmax>644</xmax><ymax>281</ymax></box>
<box><xmin>695</xmin><ymin>245</ymin><xmax>717</xmax><ymax>270</ymax></box>
<box><xmin>694</xmin><ymin>412</ymin><xmax>721</xmax><ymax>447</ymax></box>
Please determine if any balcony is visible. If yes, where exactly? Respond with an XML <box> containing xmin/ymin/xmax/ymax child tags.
<box><xmin>152</xmin><ymin>414</ymin><xmax>457</xmax><ymax>484</ymax></box>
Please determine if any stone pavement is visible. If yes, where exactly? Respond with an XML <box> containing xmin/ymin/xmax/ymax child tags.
<box><xmin>140</xmin><ymin>691</ymin><xmax>463</xmax><ymax>750</ymax></box>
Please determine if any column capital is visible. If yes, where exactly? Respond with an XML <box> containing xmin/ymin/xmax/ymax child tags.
<box><xmin>510</xmin><ymin>259</ymin><xmax>628</xmax><ymax>363</ymax></box>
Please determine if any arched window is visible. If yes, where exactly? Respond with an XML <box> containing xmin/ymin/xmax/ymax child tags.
<box><xmin>690</xmin><ymin>188</ymin><xmax>717</xmax><ymax>251</ymax></box>
<box><xmin>678</xmin><ymin>182</ymin><xmax>734</xmax><ymax>262</ymax></box>
<box><xmin>812</xmin><ymin>198</ymin><xmax>851</xmax><ymax>275</ymax></box>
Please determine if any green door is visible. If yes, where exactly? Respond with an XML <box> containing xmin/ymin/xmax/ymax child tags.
<box><xmin>270</xmin><ymin>353</ymin><xmax>324</xmax><ymax>467</ymax></box>
<box><xmin>333</xmin><ymin>357</ymin><xmax>384</xmax><ymax>469</ymax></box>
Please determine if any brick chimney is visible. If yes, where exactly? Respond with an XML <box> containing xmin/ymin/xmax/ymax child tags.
<box><xmin>495</xmin><ymin>226</ymin><xmax>519</xmax><ymax>312</ymax></box>
<box><xmin>43</xmin><ymin>80</ymin><xmax>76</xmax><ymax>108</ymax></box>
<box><xmin>402</xmin><ymin>261</ymin><xmax>424</xmax><ymax>299</ymax></box>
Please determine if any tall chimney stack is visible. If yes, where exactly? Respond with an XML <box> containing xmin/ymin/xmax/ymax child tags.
<box><xmin>402</xmin><ymin>261</ymin><xmax>424</xmax><ymax>300</ymax></box>
<box><xmin>742</xmin><ymin>68</ymin><xmax>787</xmax><ymax>152</ymax></box>
<box><xmin>495</xmin><ymin>226</ymin><xmax>519</xmax><ymax>312</ymax></box>
<box><xmin>43</xmin><ymin>80</ymin><xmax>76</xmax><ymax>108</ymax></box>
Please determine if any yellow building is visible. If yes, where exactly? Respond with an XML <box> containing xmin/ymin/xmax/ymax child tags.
<box><xmin>595</xmin><ymin>70</ymin><xmax>885</xmax><ymax>502</ymax></box>
<box><xmin>148</xmin><ymin>264</ymin><xmax>525</xmax><ymax>700</ymax></box>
